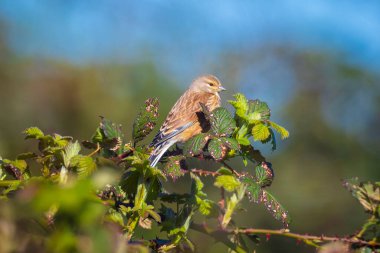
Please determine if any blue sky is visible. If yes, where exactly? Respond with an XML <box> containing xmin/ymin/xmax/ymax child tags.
<box><xmin>1</xmin><ymin>0</ymin><xmax>379</xmax><ymax>74</ymax></box>
<box><xmin>0</xmin><ymin>0</ymin><xmax>379</xmax><ymax>141</ymax></box>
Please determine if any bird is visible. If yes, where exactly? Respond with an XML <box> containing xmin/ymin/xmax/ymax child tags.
<box><xmin>149</xmin><ymin>75</ymin><xmax>226</xmax><ymax>167</ymax></box>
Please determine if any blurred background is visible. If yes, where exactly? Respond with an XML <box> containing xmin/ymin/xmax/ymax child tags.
<box><xmin>0</xmin><ymin>1</ymin><xmax>379</xmax><ymax>252</ymax></box>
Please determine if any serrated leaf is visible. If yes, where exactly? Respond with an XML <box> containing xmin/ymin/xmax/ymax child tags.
<box><xmin>196</xmin><ymin>196</ymin><xmax>213</xmax><ymax>216</ymax></box>
<box><xmin>91</xmin><ymin>127</ymin><xmax>104</xmax><ymax>143</ymax></box>
<box><xmin>71</xmin><ymin>155</ymin><xmax>97</xmax><ymax>178</ymax></box>
<box><xmin>23</xmin><ymin>127</ymin><xmax>44</xmax><ymax>139</ymax></box>
<box><xmin>252</xmin><ymin>123</ymin><xmax>271</xmax><ymax>141</ymax></box>
<box><xmin>106</xmin><ymin>209</ymin><xmax>124</xmax><ymax>227</ymax></box>
<box><xmin>228</xmin><ymin>93</ymin><xmax>249</xmax><ymax>118</ymax></box>
<box><xmin>268</xmin><ymin>121</ymin><xmax>289</xmax><ymax>139</ymax></box>
<box><xmin>208</xmin><ymin>139</ymin><xmax>227</xmax><ymax>161</ymax></box>
<box><xmin>132</xmin><ymin>98</ymin><xmax>159</xmax><ymax>144</ymax></box>
<box><xmin>53</xmin><ymin>134</ymin><xmax>73</xmax><ymax>148</ymax></box>
<box><xmin>163</xmin><ymin>156</ymin><xmax>185</xmax><ymax>180</ymax></box>
<box><xmin>236</xmin><ymin>125</ymin><xmax>251</xmax><ymax>146</ymax></box>
<box><xmin>255</xmin><ymin>162</ymin><xmax>274</xmax><ymax>187</ymax></box>
<box><xmin>247</xmin><ymin>99</ymin><xmax>271</xmax><ymax>122</ymax></box>
<box><xmin>260</xmin><ymin>190</ymin><xmax>291</xmax><ymax>227</ymax></box>
<box><xmin>343</xmin><ymin>179</ymin><xmax>380</xmax><ymax>215</ymax></box>
<box><xmin>183</xmin><ymin>133</ymin><xmax>209</xmax><ymax>156</ymax></box>
<box><xmin>210</xmin><ymin>107</ymin><xmax>236</xmax><ymax>136</ymax></box>
<box><xmin>100</xmin><ymin>117</ymin><xmax>123</xmax><ymax>140</ymax></box>
<box><xmin>214</xmin><ymin>175</ymin><xmax>241</xmax><ymax>192</ymax></box>
<box><xmin>62</xmin><ymin>141</ymin><xmax>81</xmax><ymax>168</ymax></box>
<box><xmin>220</xmin><ymin>137</ymin><xmax>240</xmax><ymax>151</ymax></box>
<box><xmin>242</xmin><ymin>177</ymin><xmax>261</xmax><ymax>203</ymax></box>
<box><xmin>191</xmin><ymin>173</ymin><xmax>205</xmax><ymax>196</ymax></box>
<box><xmin>240</xmin><ymin>145</ymin><xmax>266</xmax><ymax>164</ymax></box>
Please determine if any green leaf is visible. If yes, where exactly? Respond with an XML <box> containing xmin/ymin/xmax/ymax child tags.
<box><xmin>62</xmin><ymin>141</ymin><xmax>81</xmax><ymax>168</ymax></box>
<box><xmin>208</xmin><ymin>139</ymin><xmax>226</xmax><ymax>161</ymax></box>
<box><xmin>247</xmin><ymin>99</ymin><xmax>271</xmax><ymax>122</ymax></box>
<box><xmin>252</xmin><ymin>123</ymin><xmax>271</xmax><ymax>142</ymax></box>
<box><xmin>222</xmin><ymin>194</ymin><xmax>238</xmax><ymax>229</ymax></box>
<box><xmin>343</xmin><ymin>179</ymin><xmax>380</xmax><ymax>215</ymax></box>
<box><xmin>91</xmin><ymin>127</ymin><xmax>104</xmax><ymax>144</ymax></box>
<box><xmin>261</xmin><ymin>190</ymin><xmax>291</xmax><ymax>227</ymax></box>
<box><xmin>134</xmin><ymin>183</ymin><xmax>147</xmax><ymax>210</ymax></box>
<box><xmin>255</xmin><ymin>162</ymin><xmax>274</xmax><ymax>187</ymax></box>
<box><xmin>242</xmin><ymin>177</ymin><xmax>261</xmax><ymax>202</ymax></box>
<box><xmin>146</xmin><ymin>209</ymin><xmax>162</xmax><ymax>223</ymax></box>
<box><xmin>228</xmin><ymin>93</ymin><xmax>249</xmax><ymax>118</ymax></box>
<box><xmin>132</xmin><ymin>97</ymin><xmax>159</xmax><ymax>144</ymax></box>
<box><xmin>183</xmin><ymin>133</ymin><xmax>209</xmax><ymax>156</ymax></box>
<box><xmin>163</xmin><ymin>155</ymin><xmax>185</xmax><ymax>180</ymax></box>
<box><xmin>216</xmin><ymin>167</ymin><xmax>233</xmax><ymax>175</ymax></box>
<box><xmin>210</xmin><ymin>107</ymin><xmax>236</xmax><ymax>136</ymax></box>
<box><xmin>100</xmin><ymin>117</ymin><xmax>123</xmax><ymax>140</ymax></box>
<box><xmin>268</xmin><ymin>121</ymin><xmax>289</xmax><ymax>139</ymax></box>
<box><xmin>236</xmin><ymin>125</ymin><xmax>251</xmax><ymax>146</ymax></box>
<box><xmin>191</xmin><ymin>173</ymin><xmax>205</xmax><ymax>196</ymax></box>
<box><xmin>23</xmin><ymin>127</ymin><xmax>44</xmax><ymax>139</ymax></box>
<box><xmin>220</xmin><ymin>137</ymin><xmax>240</xmax><ymax>151</ymax></box>
<box><xmin>214</xmin><ymin>175</ymin><xmax>241</xmax><ymax>192</ymax></box>
<box><xmin>240</xmin><ymin>145</ymin><xmax>267</xmax><ymax>164</ymax></box>
<box><xmin>71</xmin><ymin>155</ymin><xmax>97</xmax><ymax>178</ymax></box>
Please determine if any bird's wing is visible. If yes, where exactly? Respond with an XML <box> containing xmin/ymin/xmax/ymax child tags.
<box><xmin>150</xmin><ymin>90</ymin><xmax>206</xmax><ymax>147</ymax></box>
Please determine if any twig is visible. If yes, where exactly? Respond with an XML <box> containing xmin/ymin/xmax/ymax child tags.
<box><xmin>190</xmin><ymin>223</ymin><xmax>380</xmax><ymax>249</ymax></box>
<box><xmin>188</xmin><ymin>168</ymin><xmax>220</xmax><ymax>177</ymax></box>
<box><xmin>87</xmin><ymin>143</ymin><xmax>100</xmax><ymax>157</ymax></box>
<box><xmin>237</xmin><ymin>228</ymin><xmax>380</xmax><ymax>248</ymax></box>
<box><xmin>221</xmin><ymin>161</ymin><xmax>241</xmax><ymax>177</ymax></box>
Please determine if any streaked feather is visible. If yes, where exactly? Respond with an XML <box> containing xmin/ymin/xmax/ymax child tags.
<box><xmin>149</xmin><ymin>75</ymin><xmax>223</xmax><ymax>167</ymax></box>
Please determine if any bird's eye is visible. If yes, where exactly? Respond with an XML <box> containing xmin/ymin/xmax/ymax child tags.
<box><xmin>208</xmin><ymin>83</ymin><xmax>214</xmax><ymax>86</ymax></box>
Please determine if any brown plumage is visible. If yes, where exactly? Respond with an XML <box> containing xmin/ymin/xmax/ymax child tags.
<box><xmin>149</xmin><ymin>75</ymin><xmax>226</xmax><ymax>167</ymax></box>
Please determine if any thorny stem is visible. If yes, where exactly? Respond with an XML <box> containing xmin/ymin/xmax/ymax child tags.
<box><xmin>190</xmin><ymin>223</ymin><xmax>380</xmax><ymax>249</ymax></box>
<box><xmin>87</xmin><ymin>143</ymin><xmax>101</xmax><ymax>157</ymax></box>
<box><xmin>221</xmin><ymin>161</ymin><xmax>241</xmax><ymax>177</ymax></box>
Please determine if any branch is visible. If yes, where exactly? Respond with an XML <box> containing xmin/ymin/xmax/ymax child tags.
<box><xmin>188</xmin><ymin>168</ymin><xmax>220</xmax><ymax>177</ymax></box>
<box><xmin>190</xmin><ymin>223</ymin><xmax>380</xmax><ymax>249</ymax></box>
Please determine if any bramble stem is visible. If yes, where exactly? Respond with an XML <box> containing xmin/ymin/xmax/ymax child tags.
<box><xmin>190</xmin><ymin>223</ymin><xmax>380</xmax><ymax>249</ymax></box>
<box><xmin>87</xmin><ymin>143</ymin><xmax>100</xmax><ymax>157</ymax></box>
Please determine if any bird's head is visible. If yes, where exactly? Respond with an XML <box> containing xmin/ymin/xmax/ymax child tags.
<box><xmin>191</xmin><ymin>75</ymin><xmax>226</xmax><ymax>94</ymax></box>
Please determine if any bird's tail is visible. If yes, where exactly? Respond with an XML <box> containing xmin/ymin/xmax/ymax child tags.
<box><xmin>149</xmin><ymin>139</ymin><xmax>176</xmax><ymax>167</ymax></box>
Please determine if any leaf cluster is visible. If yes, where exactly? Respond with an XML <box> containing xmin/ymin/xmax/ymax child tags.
<box><xmin>0</xmin><ymin>94</ymin><xmax>377</xmax><ymax>253</ymax></box>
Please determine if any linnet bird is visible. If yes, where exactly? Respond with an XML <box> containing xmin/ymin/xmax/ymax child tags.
<box><xmin>149</xmin><ymin>75</ymin><xmax>226</xmax><ymax>167</ymax></box>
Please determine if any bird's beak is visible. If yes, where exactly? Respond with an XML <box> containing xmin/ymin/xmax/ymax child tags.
<box><xmin>219</xmin><ymin>86</ymin><xmax>227</xmax><ymax>91</ymax></box>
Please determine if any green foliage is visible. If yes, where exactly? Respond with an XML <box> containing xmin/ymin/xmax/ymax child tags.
<box><xmin>132</xmin><ymin>97</ymin><xmax>159</xmax><ymax>144</ymax></box>
<box><xmin>0</xmin><ymin>93</ymin><xmax>376</xmax><ymax>253</ymax></box>
<box><xmin>209</xmin><ymin>107</ymin><xmax>237</xmax><ymax>136</ymax></box>
<box><xmin>343</xmin><ymin>179</ymin><xmax>380</xmax><ymax>247</ymax></box>
<box><xmin>183</xmin><ymin>133</ymin><xmax>209</xmax><ymax>156</ymax></box>
<box><xmin>229</xmin><ymin>93</ymin><xmax>289</xmax><ymax>151</ymax></box>
<box><xmin>214</xmin><ymin>175</ymin><xmax>241</xmax><ymax>192</ymax></box>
